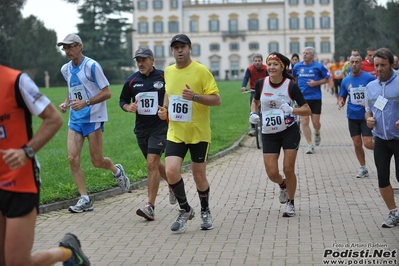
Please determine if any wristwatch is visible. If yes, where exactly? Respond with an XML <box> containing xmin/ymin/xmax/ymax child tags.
<box><xmin>193</xmin><ymin>94</ymin><xmax>200</xmax><ymax>102</ymax></box>
<box><xmin>22</xmin><ymin>145</ymin><xmax>35</xmax><ymax>159</ymax></box>
<box><xmin>86</xmin><ymin>99</ymin><xmax>91</xmax><ymax>106</ymax></box>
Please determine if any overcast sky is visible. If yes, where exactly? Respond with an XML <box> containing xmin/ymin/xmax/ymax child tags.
<box><xmin>21</xmin><ymin>0</ymin><xmax>388</xmax><ymax>42</ymax></box>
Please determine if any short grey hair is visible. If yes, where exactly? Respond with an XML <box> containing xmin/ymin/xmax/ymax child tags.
<box><xmin>253</xmin><ymin>53</ymin><xmax>263</xmax><ymax>61</ymax></box>
<box><xmin>304</xmin><ymin>46</ymin><xmax>316</xmax><ymax>56</ymax></box>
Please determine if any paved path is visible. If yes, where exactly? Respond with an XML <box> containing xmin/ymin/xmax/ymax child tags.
<box><xmin>33</xmin><ymin>89</ymin><xmax>399</xmax><ymax>266</ymax></box>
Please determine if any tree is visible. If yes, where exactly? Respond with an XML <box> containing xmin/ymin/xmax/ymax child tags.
<box><xmin>334</xmin><ymin>0</ymin><xmax>391</xmax><ymax>59</ymax></box>
<box><xmin>63</xmin><ymin>0</ymin><xmax>134</xmax><ymax>82</ymax></box>
<box><xmin>0</xmin><ymin>0</ymin><xmax>25</xmax><ymax>65</ymax></box>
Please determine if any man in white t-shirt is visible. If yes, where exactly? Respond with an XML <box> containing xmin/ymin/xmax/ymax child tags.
<box><xmin>58</xmin><ymin>33</ymin><xmax>130</xmax><ymax>213</ymax></box>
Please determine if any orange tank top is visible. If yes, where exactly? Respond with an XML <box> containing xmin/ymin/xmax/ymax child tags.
<box><xmin>0</xmin><ymin>65</ymin><xmax>38</xmax><ymax>193</ymax></box>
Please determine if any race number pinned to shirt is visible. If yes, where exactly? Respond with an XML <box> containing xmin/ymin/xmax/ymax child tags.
<box><xmin>169</xmin><ymin>95</ymin><xmax>192</xmax><ymax>122</ymax></box>
<box><xmin>350</xmin><ymin>86</ymin><xmax>366</xmax><ymax>105</ymax></box>
<box><xmin>70</xmin><ymin>84</ymin><xmax>88</xmax><ymax>101</ymax></box>
<box><xmin>261</xmin><ymin>109</ymin><xmax>286</xmax><ymax>134</ymax></box>
<box><xmin>136</xmin><ymin>91</ymin><xmax>158</xmax><ymax>115</ymax></box>
<box><xmin>374</xmin><ymin>95</ymin><xmax>388</xmax><ymax>111</ymax></box>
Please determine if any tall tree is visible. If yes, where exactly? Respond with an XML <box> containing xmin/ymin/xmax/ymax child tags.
<box><xmin>63</xmin><ymin>0</ymin><xmax>134</xmax><ymax>81</ymax></box>
<box><xmin>384</xmin><ymin>1</ymin><xmax>399</xmax><ymax>55</ymax></box>
<box><xmin>0</xmin><ymin>0</ymin><xmax>25</xmax><ymax>65</ymax></box>
<box><xmin>334</xmin><ymin>0</ymin><xmax>389</xmax><ymax>59</ymax></box>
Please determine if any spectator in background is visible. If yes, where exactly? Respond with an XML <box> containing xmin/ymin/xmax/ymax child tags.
<box><xmin>240</xmin><ymin>53</ymin><xmax>268</xmax><ymax>136</ymax></box>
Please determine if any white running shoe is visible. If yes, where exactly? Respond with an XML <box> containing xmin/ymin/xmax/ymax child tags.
<box><xmin>69</xmin><ymin>197</ymin><xmax>93</xmax><ymax>213</ymax></box>
<box><xmin>115</xmin><ymin>164</ymin><xmax>130</xmax><ymax>192</ymax></box>
<box><xmin>279</xmin><ymin>188</ymin><xmax>288</xmax><ymax>204</ymax></box>
<box><xmin>356</xmin><ymin>167</ymin><xmax>369</xmax><ymax>178</ymax></box>
<box><xmin>306</xmin><ymin>144</ymin><xmax>314</xmax><ymax>154</ymax></box>
<box><xmin>171</xmin><ymin>208</ymin><xmax>195</xmax><ymax>232</ymax></box>
<box><xmin>315</xmin><ymin>133</ymin><xmax>321</xmax><ymax>146</ymax></box>
<box><xmin>282</xmin><ymin>202</ymin><xmax>295</xmax><ymax>217</ymax></box>
<box><xmin>168</xmin><ymin>186</ymin><xmax>177</xmax><ymax>205</ymax></box>
<box><xmin>200</xmin><ymin>208</ymin><xmax>214</xmax><ymax>230</ymax></box>
<box><xmin>382</xmin><ymin>212</ymin><xmax>399</xmax><ymax>228</ymax></box>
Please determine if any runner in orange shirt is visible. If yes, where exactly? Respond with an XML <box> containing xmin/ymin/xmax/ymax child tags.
<box><xmin>328</xmin><ymin>57</ymin><xmax>345</xmax><ymax>103</ymax></box>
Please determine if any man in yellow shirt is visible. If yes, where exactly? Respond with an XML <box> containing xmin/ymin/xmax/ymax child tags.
<box><xmin>158</xmin><ymin>34</ymin><xmax>221</xmax><ymax>232</ymax></box>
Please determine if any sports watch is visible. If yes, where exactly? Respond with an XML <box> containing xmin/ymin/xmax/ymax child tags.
<box><xmin>86</xmin><ymin>99</ymin><xmax>91</xmax><ymax>106</ymax></box>
<box><xmin>22</xmin><ymin>145</ymin><xmax>35</xmax><ymax>159</ymax></box>
<box><xmin>193</xmin><ymin>94</ymin><xmax>200</xmax><ymax>102</ymax></box>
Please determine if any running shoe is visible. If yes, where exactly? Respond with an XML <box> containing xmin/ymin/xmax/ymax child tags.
<box><xmin>59</xmin><ymin>233</ymin><xmax>91</xmax><ymax>266</ymax></box>
<box><xmin>115</xmin><ymin>164</ymin><xmax>130</xmax><ymax>192</ymax></box>
<box><xmin>171</xmin><ymin>208</ymin><xmax>195</xmax><ymax>232</ymax></box>
<box><xmin>306</xmin><ymin>144</ymin><xmax>314</xmax><ymax>154</ymax></box>
<box><xmin>69</xmin><ymin>198</ymin><xmax>93</xmax><ymax>213</ymax></box>
<box><xmin>356</xmin><ymin>167</ymin><xmax>369</xmax><ymax>178</ymax></box>
<box><xmin>315</xmin><ymin>133</ymin><xmax>321</xmax><ymax>146</ymax></box>
<box><xmin>168</xmin><ymin>186</ymin><xmax>177</xmax><ymax>205</ymax></box>
<box><xmin>279</xmin><ymin>188</ymin><xmax>288</xmax><ymax>204</ymax></box>
<box><xmin>382</xmin><ymin>212</ymin><xmax>399</xmax><ymax>228</ymax></box>
<box><xmin>200</xmin><ymin>208</ymin><xmax>214</xmax><ymax>230</ymax></box>
<box><xmin>136</xmin><ymin>203</ymin><xmax>155</xmax><ymax>221</ymax></box>
<box><xmin>248</xmin><ymin>128</ymin><xmax>256</xmax><ymax>136</ymax></box>
<box><xmin>282</xmin><ymin>202</ymin><xmax>295</xmax><ymax>217</ymax></box>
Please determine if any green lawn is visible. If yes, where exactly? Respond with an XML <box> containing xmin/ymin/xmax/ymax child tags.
<box><xmin>34</xmin><ymin>81</ymin><xmax>250</xmax><ymax>204</ymax></box>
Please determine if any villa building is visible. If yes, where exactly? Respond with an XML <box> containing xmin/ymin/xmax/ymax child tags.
<box><xmin>132</xmin><ymin>0</ymin><xmax>334</xmax><ymax>80</ymax></box>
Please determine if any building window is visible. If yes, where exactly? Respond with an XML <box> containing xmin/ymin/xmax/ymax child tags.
<box><xmin>268</xmin><ymin>18</ymin><xmax>279</xmax><ymax>30</ymax></box>
<box><xmin>305</xmin><ymin>41</ymin><xmax>315</xmax><ymax>48</ymax></box>
<box><xmin>168</xmin><ymin>21</ymin><xmax>179</xmax><ymax>33</ymax></box>
<box><xmin>190</xmin><ymin>20</ymin><xmax>198</xmax><ymax>32</ymax></box>
<box><xmin>229</xmin><ymin>19</ymin><xmax>238</xmax><ymax>32</ymax></box>
<box><xmin>290</xmin><ymin>42</ymin><xmax>300</xmax><ymax>54</ymax></box>
<box><xmin>138</xmin><ymin>1</ymin><xmax>148</xmax><ymax>10</ymax></box>
<box><xmin>138</xmin><ymin>22</ymin><xmax>148</xmax><ymax>34</ymax></box>
<box><xmin>320</xmin><ymin>0</ymin><xmax>329</xmax><ymax>3</ymax></box>
<box><xmin>211</xmin><ymin>61</ymin><xmax>220</xmax><ymax>80</ymax></box>
<box><xmin>191</xmin><ymin>44</ymin><xmax>200</xmax><ymax>56</ymax></box>
<box><xmin>210</xmin><ymin>44</ymin><xmax>220</xmax><ymax>51</ymax></box>
<box><xmin>249</xmin><ymin>43</ymin><xmax>259</xmax><ymax>50</ymax></box>
<box><xmin>288</xmin><ymin>0</ymin><xmax>299</xmax><ymax>4</ymax></box>
<box><xmin>231</xmin><ymin>61</ymin><xmax>239</xmax><ymax>79</ymax></box>
<box><xmin>248</xmin><ymin>19</ymin><xmax>259</xmax><ymax>31</ymax></box>
<box><xmin>153</xmin><ymin>0</ymin><xmax>162</xmax><ymax>9</ymax></box>
<box><xmin>320</xmin><ymin>41</ymin><xmax>330</xmax><ymax>53</ymax></box>
<box><xmin>154</xmin><ymin>45</ymin><xmax>164</xmax><ymax>57</ymax></box>
<box><xmin>153</xmin><ymin>21</ymin><xmax>163</xmax><ymax>33</ymax></box>
<box><xmin>320</xmin><ymin>17</ymin><xmax>330</xmax><ymax>29</ymax></box>
<box><xmin>229</xmin><ymin>43</ymin><xmax>239</xmax><ymax>51</ymax></box>
<box><xmin>289</xmin><ymin>17</ymin><xmax>299</xmax><ymax>30</ymax></box>
<box><xmin>209</xmin><ymin>20</ymin><xmax>220</xmax><ymax>32</ymax></box>
<box><xmin>268</xmin><ymin>42</ymin><xmax>279</xmax><ymax>53</ymax></box>
<box><xmin>170</xmin><ymin>0</ymin><xmax>178</xmax><ymax>8</ymax></box>
<box><xmin>304</xmin><ymin>0</ymin><xmax>314</xmax><ymax>4</ymax></box>
<box><xmin>305</xmin><ymin>17</ymin><xmax>314</xmax><ymax>29</ymax></box>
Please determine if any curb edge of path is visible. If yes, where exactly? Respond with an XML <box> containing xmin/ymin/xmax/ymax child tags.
<box><xmin>39</xmin><ymin>134</ymin><xmax>248</xmax><ymax>214</ymax></box>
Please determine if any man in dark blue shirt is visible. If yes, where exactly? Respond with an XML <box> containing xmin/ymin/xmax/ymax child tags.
<box><xmin>119</xmin><ymin>48</ymin><xmax>176</xmax><ymax>221</ymax></box>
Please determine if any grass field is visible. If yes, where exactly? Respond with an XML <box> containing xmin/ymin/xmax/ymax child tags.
<box><xmin>34</xmin><ymin>81</ymin><xmax>251</xmax><ymax>204</ymax></box>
